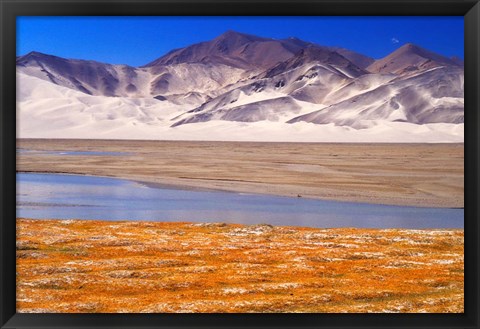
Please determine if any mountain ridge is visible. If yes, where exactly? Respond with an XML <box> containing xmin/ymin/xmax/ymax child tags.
<box><xmin>367</xmin><ymin>43</ymin><xmax>462</xmax><ymax>75</ymax></box>
<box><xmin>16</xmin><ymin>30</ymin><xmax>464</xmax><ymax>142</ymax></box>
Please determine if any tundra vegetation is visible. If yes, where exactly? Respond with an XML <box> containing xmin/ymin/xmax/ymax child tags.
<box><xmin>17</xmin><ymin>219</ymin><xmax>463</xmax><ymax>313</ymax></box>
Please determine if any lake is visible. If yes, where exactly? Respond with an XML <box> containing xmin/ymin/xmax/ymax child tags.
<box><xmin>16</xmin><ymin>173</ymin><xmax>463</xmax><ymax>229</ymax></box>
<box><xmin>16</xmin><ymin>149</ymin><xmax>127</xmax><ymax>156</ymax></box>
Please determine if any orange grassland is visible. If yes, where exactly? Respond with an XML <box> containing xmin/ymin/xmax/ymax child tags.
<box><xmin>16</xmin><ymin>218</ymin><xmax>464</xmax><ymax>313</ymax></box>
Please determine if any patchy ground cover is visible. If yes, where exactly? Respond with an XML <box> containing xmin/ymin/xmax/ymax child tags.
<box><xmin>16</xmin><ymin>218</ymin><xmax>464</xmax><ymax>313</ymax></box>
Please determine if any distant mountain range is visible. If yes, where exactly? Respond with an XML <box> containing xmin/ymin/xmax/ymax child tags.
<box><xmin>16</xmin><ymin>30</ymin><xmax>464</xmax><ymax>142</ymax></box>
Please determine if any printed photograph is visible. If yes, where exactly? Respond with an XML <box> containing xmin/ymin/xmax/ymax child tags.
<box><xmin>16</xmin><ymin>16</ymin><xmax>464</xmax><ymax>313</ymax></box>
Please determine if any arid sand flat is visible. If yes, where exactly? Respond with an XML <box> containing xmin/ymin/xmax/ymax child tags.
<box><xmin>17</xmin><ymin>139</ymin><xmax>464</xmax><ymax>208</ymax></box>
<box><xmin>16</xmin><ymin>219</ymin><xmax>464</xmax><ymax>313</ymax></box>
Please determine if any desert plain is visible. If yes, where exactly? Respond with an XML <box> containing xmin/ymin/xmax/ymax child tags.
<box><xmin>16</xmin><ymin>139</ymin><xmax>464</xmax><ymax>313</ymax></box>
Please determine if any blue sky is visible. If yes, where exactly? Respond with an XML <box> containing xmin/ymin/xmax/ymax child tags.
<box><xmin>17</xmin><ymin>16</ymin><xmax>464</xmax><ymax>66</ymax></box>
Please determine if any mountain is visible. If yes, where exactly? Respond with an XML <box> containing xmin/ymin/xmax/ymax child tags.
<box><xmin>329</xmin><ymin>47</ymin><xmax>375</xmax><ymax>69</ymax></box>
<box><xmin>367</xmin><ymin>43</ymin><xmax>462</xmax><ymax>75</ymax></box>
<box><xmin>16</xmin><ymin>51</ymin><xmax>143</xmax><ymax>97</ymax></box>
<box><xmin>16</xmin><ymin>32</ymin><xmax>464</xmax><ymax>142</ymax></box>
<box><xmin>261</xmin><ymin>46</ymin><xmax>366</xmax><ymax>79</ymax></box>
<box><xmin>144</xmin><ymin>30</ymin><xmax>313</xmax><ymax>70</ymax></box>
<box><xmin>16</xmin><ymin>50</ymin><xmax>248</xmax><ymax>103</ymax></box>
<box><xmin>288</xmin><ymin>66</ymin><xmax>464</xmax><ymax>128</ymax></box>
<box><xmin>170</xmin><ymin>46</ymin><xmax>369</xmax><ymax>126</ymax></box>
<box><xmin>450</xmin><ymin>56</ymin><xmax>464</xmax><ymax>66</ymax></box>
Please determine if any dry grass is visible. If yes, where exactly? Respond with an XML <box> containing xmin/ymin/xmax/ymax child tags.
<box><xmin>17</xmin><ymin>218</ymin><xmax>464</xmax><ymax>313</ymax></box>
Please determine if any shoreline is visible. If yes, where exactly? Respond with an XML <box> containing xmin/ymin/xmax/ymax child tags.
<box><xmin>17</xmin><ymin>139</ymin><xmax>464</xmax><ymax>208</ymax></box>
<box><xmin>17</xmin><ymin>170</ymin><xmax>465</xmax><ymax>211</ymax></box>
<box><xmin>16</xmin><ymin>216</ymin><xmax>466</xmax><ymax>231</ymax></box>
<box><xmin>16</xmin><ymin>216</ymin><xmax>465</xmax><ymax>230</ymax></box>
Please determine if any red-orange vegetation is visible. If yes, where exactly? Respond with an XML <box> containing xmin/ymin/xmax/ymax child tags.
<box><xmin>16</xmin><ymin>218</ymin><xmax>464</xmax><ymax>313</ymax></box>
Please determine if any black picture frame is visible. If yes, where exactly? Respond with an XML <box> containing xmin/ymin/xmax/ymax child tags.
<box><xmin>1</xmin><ymin>0</ymin><xmax>479</xmax><ymax>328</ymax></box>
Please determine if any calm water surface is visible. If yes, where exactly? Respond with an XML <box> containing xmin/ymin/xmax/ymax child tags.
<box><xmin>17</xmin><ymin>149</ymin><xmax>127</xmax><ymax>156</ymax></box>
<box><xmin>16</xmin><ymin>173</ymin><xmax>463</xmax><ymax>229</ymax></box>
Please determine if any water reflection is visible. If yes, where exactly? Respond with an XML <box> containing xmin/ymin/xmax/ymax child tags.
<box><xmin>16</xmin><ymin>173</ymin><xmax>464</xmax><ymax>229</ymax></box>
